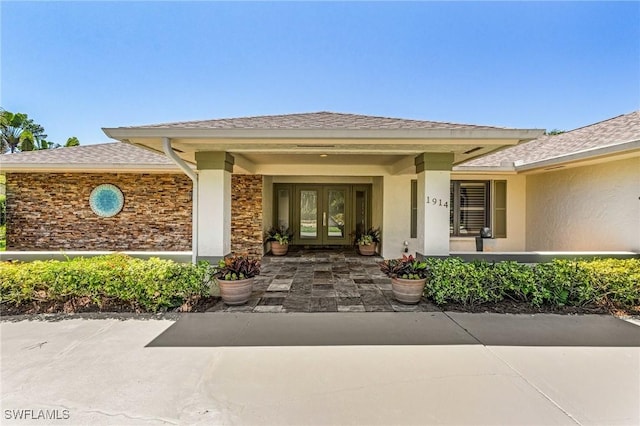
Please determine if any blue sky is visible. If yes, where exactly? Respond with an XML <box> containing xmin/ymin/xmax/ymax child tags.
<box><xmin>1</xmin><ymin>1</ymin><xmax>639</xmax><ymax>145</ymax></box>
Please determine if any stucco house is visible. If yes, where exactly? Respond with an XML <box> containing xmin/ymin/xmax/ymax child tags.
<box><xmin>1</xmin><ymin>111</ymin><xmax>638</xmax><ymax>261</ymax></box>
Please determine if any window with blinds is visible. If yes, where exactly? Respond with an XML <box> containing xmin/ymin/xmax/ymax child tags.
<box><xmin>411</xmin><ymin>179</ymin><xmax>506</xmax><ymax>239</ymax></box>
<box><xmin>450</xmin><ymin>181</ymin><xmax>490</xmax><ymax>236</ymax></box>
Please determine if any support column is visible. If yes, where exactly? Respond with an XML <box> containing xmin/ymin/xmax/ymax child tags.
<box><xmin>415</xmin><ymin>153</ymin><xmax>454</xmax><ymax>258</ymax></box>
<box><xmin>195</xmin><ymin>152</ymin><xmax>234</xmax><ymax>263</ymax></box>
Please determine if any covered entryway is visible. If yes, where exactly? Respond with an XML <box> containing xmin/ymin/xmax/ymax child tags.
<box><xmin>273</xmin><ymin>183</ymin><xmax>371</xmax><ymax>246</ymax></box>
<box><xmin>102</xmin><ymin>112</ymin><xmax>544</xmax><ymax>261</ymax></box>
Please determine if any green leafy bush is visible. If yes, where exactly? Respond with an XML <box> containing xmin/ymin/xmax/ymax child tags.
<box><xmin>0</xmin><ymin>254</ymin><xmax>213</xmax><ymax>312</ymax></box>
<box><xmin>532</xmin><ymin>260</ymin><xmax>597</xmax><ymax>307</ymax></box>
<box><xmin>424</xmin><ymin>258</ymin><xmax>503</xmax><ymax>307</ymax></box>
<box><xmin>491</xmin><ymin>261</ymin><xmax>542</xmax><ymax>306</ymax></box>
<box><xmin>0</xmin><ymin>225</ymin><xmax>5</xmax><ymax>251</ymax></box>
<box><xmin>579</xmin><ymin>259</ymin><xmax>640</xmax><ymax>310</ymax></box>
<box><xmin>423</xmin><ymin>257</ymin><xmax>639</xmax><ymax>312</ymax></box>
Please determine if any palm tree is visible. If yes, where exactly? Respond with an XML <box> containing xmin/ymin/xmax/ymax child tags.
<box><xmin>1</xmin><ymin>108</ymin><xmax>48</xmax><ymax>153</ymax></box>
<box><xmin>65</xmin><ymin>136</ymin><xmax>80</xmax><ymax>147</ymax></box>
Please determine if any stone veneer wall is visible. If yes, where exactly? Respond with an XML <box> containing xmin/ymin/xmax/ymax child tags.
<box><xmin>6</xmin><ymin>173</ymin><xmax>193</xmax><ymax>251</ymax></box>
<box><xmin>231</xmin><ymin>174</ymin><xmax>263</xmax><ymax>257</ymax></box>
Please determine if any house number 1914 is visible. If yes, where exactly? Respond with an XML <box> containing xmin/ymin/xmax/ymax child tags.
<box><xmin>427</xmin><ymin>197</ymin><xmax>448</xmax><ymax>208</ymax></box>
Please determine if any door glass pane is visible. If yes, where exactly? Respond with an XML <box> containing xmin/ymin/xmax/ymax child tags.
<box><xmin>355</xmin><ymin>190</ymin><xmax>366</xmax><ymax>238</ymax></box>
<box><xmin>327</xmin><ymin>190</ymin><xmax>345</xmax><ymax>238</ymax></box>
<box><xmin>277</xmin><ymin>189</ymin><xmax>290</xmax><ymax>229</ymax></box>
<box><xmin>300</xmin><ymin>190</ymin><xmax>317</xmax><ymax>238</ymax></box>
<box><xmin>410</xmin><ymin>181</ymin><xmax>417</xmax><ymax>238</ymax></box>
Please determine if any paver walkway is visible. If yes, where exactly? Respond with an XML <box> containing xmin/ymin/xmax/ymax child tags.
<box><xmin>207</xmin><ymin>247</ymin><xmax>439</xmax><ymax>313</ymax></box>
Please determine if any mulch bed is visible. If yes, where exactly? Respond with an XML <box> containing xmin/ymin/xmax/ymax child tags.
<box><xmin>2</xmin><ymin>296</ymin><xmax>636</xmax><ymax>316</ymax></box>
<box><xmin>0</xmin><ymin>297</ymin><xmax>225</xmax><ymax>316</ymax></box>
<box><xmin>439</xmin><ymin>300</ymin><xmax>614</xmax><ymax>315</ymax></box>
<box><xmin>0</xmin><ymin>296</ymin><xmax>222</xmax><ymax>316</ymax></box>
<box><xmin>1</xmin><ymin>297</ymin><xmax>146</xmax><ymax>316</ymax></box>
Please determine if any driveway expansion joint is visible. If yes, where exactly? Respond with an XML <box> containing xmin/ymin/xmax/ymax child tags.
<box><xmin>484</xmin><ymin>346</ymin><xmax>584</xmax><ymax>426</ymax></box>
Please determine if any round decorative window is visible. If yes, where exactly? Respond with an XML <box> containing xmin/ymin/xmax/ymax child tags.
<box><xmin>89</xmin><ymin>184</ymin><xmax>124</xmax><ymax>217</ymax></box>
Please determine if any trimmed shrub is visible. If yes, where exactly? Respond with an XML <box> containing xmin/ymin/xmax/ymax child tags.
<box><xmin>424</xmin><ymin>258</ymin><xmax>503</xmax><ymax>307</ymax></box>
<box><xmin>0</xmin><ymin>254</ymin><xmax>213</xmax><ymax>312</ymax></box>
<box><xmin>532</xmin><ymin>260</ymin><xmax>597</xmax><ymax>307</ymax></box>
<box><xmin>423</xmin><ymin>257</ymin><xmax>639</xmax><ymax>312</ymax></box>
<box><xmin>491</xmin><ymin>261</ymin><xmax>542</xmax><ymax>306</ymax></box>
<box><xmin>579</xmin><ymin>259</ymin><xmax>640</xmax><ymax>310</ymax></box>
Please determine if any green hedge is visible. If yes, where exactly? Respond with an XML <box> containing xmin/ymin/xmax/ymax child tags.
<box><xmin>0</xmin><ymin>254</ymin><xmax>213</xmax><ymax>312</ymax></box>
<box><xmin>424</xmin><ymin>258</ymin><xmax>640</xmax><ymax>311</ymax></box>
<box><xmin>2</xmin><ymin>255</ymin><xmax>638</xmax><ymax>314</ymax></box>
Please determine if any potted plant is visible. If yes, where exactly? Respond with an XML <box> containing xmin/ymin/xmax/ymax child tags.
<box><xmin>264</xmin><ymin>226</ymin><xmax>294</xmax><ymax>256</ymax></box>
<box><xmin>214</xmin><ymin>255</ymin><xmax>261</xmax><ymax>305</ymax></box>
<box><xmin>379</xmin><ymin>254</ymin><xmax>428</xmax><ymax>304</ymax></box>
<box><xmin>356</xmin><ymin>227</ymin><xmax>380</xmax><ymax>256</ymax></box>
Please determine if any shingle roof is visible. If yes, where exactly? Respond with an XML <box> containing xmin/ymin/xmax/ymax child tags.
<box><xmin>0</xmin><ymin>142</ymin><xmax>172</xmax><ymax>166</ymax></box>
<box><xmin>4</xmin><ymin>112</ymin><xmax>637</xmax><ymax>171</ymax></box>
<box><xmin>131</xmin><ymin>111</ymin><xmax>511</xmax><ymax>131</ymax></box>
<box><xmin>461</xmin><ymin>111</ymin><xmax>640</xmax><ymax>168</ymax></box>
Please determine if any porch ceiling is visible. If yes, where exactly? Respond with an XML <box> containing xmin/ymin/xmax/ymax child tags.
<box><xmin>241</xmin><ymin>153</ymin><xmax>403</xmax><ymax>166</ymax></box>
<box><xmin>107</xmin><ymin>136</ymin><xmax>535</xmax><ymax>170</ymax></box>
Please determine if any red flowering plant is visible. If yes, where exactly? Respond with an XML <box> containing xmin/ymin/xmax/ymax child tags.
<box><xmin>379</xmin><ymin>254</ymin><xmax>429</xmax><ymax>280</ymax></box>
<box><xmin>214</xmin><ymin>255</ymin><xmax>261</xmax><ymax>281</ymax></box>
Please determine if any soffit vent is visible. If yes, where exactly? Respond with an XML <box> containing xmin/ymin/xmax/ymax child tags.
<box><xmin>463</xmin><ymin>146</ymin><xmax>483</xmax><ymax>155</ymax></box>
<box><xmin>296</xmin><ymin>144</ymin><xmax>337</xmax><ymax>148</ymax></box>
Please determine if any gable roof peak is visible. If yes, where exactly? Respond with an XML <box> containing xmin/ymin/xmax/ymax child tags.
<box><xmin>129</xmin><ymin>110</ymin><xmax>511</xmax><ymax>131</ymax></box>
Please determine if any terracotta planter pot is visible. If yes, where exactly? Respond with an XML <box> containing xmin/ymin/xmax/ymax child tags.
<box><xmin>271</xmin><ymin>241</ymin><xmax>289</xmax><ymax>256</ymax></box>
<box><xmin>218</xmin><ymin>277</ymin><xmax>254</xmax><ymax>305</ymax></box>
<box><xmin>358</xmin><ymin>243</ymin><xmax>376</xmax><ymax>256</ymax></box>
<box><xmin>392</xmin><ymin>277</ymin><xmax>426</xmax><ymax>304</ymax></box>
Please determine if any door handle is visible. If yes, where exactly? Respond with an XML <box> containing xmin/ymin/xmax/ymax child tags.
<box><xmin>323</xmin><ymin>212</ymin><xmax>327</xmax><ymax>227</ymax></box>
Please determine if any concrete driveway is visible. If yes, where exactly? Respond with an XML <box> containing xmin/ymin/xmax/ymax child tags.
<box><xmin>1</xmin><ymin>312</ymin><xmax>639</xmax><ymax>425</ymax></box>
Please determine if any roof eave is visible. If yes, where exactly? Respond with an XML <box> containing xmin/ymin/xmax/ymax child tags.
<box><xmin>514</xmin><ymin>139</ymin><xmax>640</xmax><ymax>172</ymax></box>
<box><xmin>0</xmin><ymin>163</ymin><xmax>182</xmax><ymax>173</ymax></box>
<box><xmin>102</xmin><ymin>127</ymin><xmax>545</xmax><ymax>141</ymax></box>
